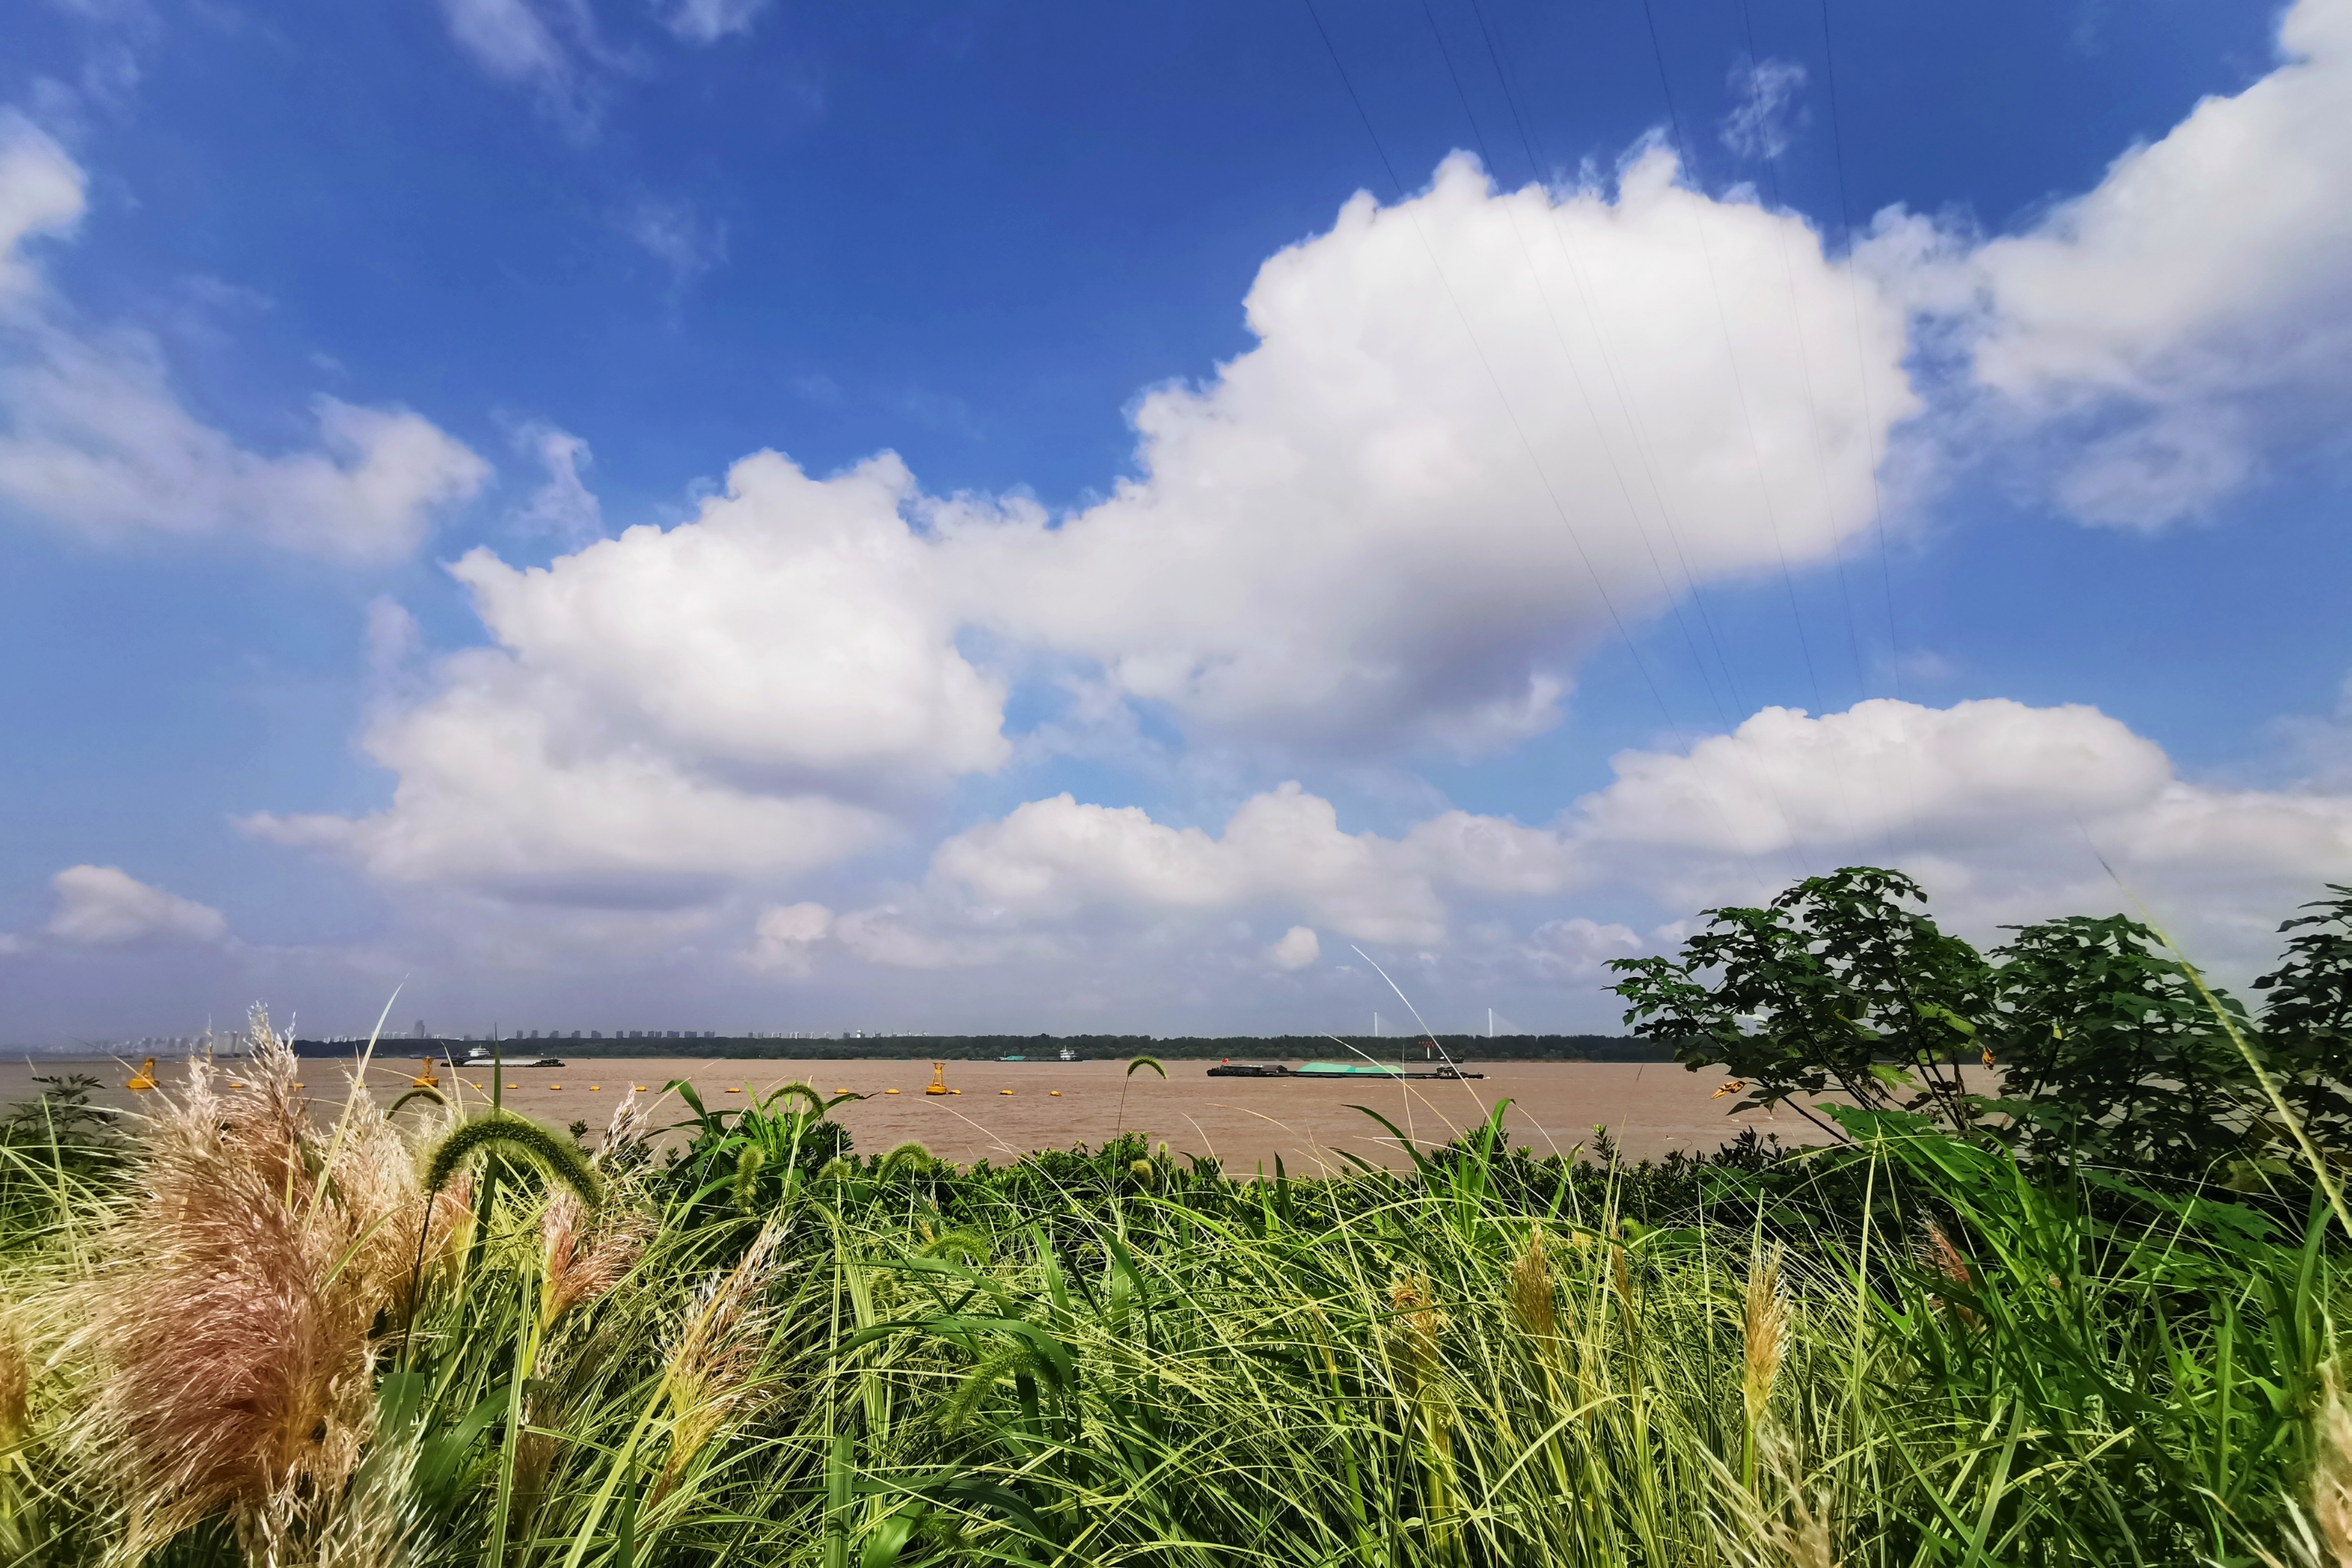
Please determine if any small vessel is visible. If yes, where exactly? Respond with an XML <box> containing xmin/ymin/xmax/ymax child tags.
<box><xmin>457</xmin><ymin>1046</ymin><xmax>564</xmax><ymax>1068</ymax></box>
<box><xmin>1209</xmin><ymin>1059</ymin><xmax>1484</xmax><ymax>1081</ymax></box>
<box><xmin>1293</xmin><ymin>1060</ymin><xmax>1484</xmax><ymax>1081</ymax></box>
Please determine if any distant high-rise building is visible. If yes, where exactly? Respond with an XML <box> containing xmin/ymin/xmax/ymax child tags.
<box><xmin>413</xmin><ymin>1019</ymin><xmax>428</xmax><ymax>1040</ymax></box>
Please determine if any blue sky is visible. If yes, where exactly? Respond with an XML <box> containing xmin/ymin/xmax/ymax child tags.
<box><xmin>2</xmin><ymin>0</ymin><xmax>2347</xmax><ymax>1043</ymax></box>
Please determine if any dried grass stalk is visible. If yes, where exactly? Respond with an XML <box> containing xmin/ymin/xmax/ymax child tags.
<box><xmin>2310</xmin><ymin>1365</ymin><xmax>2352</xmax><ymax>1566</ymax></box>
<box><xmin>1922</xmin><ymin>1222</ymin><xmax>1979</xmax><ymax>1328</ymax></box>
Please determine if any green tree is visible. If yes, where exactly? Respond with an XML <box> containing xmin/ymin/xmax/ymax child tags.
<box><xmin>1980</xmin><ymin>914</ymin><xmax>2257</xmax><ymax>1176</ymax></box>
<box><xmin>1609</xmin><ymin>866</ymin><xmax>1991</xmax><ymax>1139</ymax></box>
<box><xmin>2252</xmin><ymin>884</ymin><xmax>2352</xmax><ymax>1152</ymax></box>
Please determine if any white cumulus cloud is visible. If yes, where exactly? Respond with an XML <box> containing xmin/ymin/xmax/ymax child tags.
<box><xmin>871</xmin><ymin>697</ymin><xmax>2352</xmax><ymax>989</ymax></box>
<box><xmin>0</xmin><ymin>113</ymin><xmax>488</xmax><ymax>560</ymax></box>
<box><xmin>741</xmin><ymin>901</ymin><xmax>833</xmax><ymax>973</ymax></box>
<box><xmin>1568</xmin><ymin>698</ymin><xmax>2352</xmax><ymax>969</ymax></box>
<box><xmin>245</xmin><ymin>452</ymin><xmax>1003</xmax><ymax>901</ymax></box>
<box><xmin>254</xmin><ymin>140</ymin><xmax>1916</xmax><ymax>913</ymax></box>
<box><xmin>928</xmin><ymin>783</ymin><xmax>1578</xmax><ymax>947</ymax></box>
<box><xmin>939</xmin><ymin>147</ymin><xmax>1914</xmax><ymax>755</ymax></box>
<box><xmin>1267</xmin><ymin>925</ymin><xmax>1321</xmax><ymax>970</ymax></box>
<box><xmin>1877</xmin><ymin>0</ymin><xmax>2352</xmax><ymax>526</ymax></box>
<box><xmin>45</xmin><ymin>865</ymin><xmax>229</xmax><ymax>946</ymax></box>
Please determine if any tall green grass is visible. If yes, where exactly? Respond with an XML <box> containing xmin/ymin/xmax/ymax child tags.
<box><xmin>0</xmin><ymin>1029</ymin><xmax>2343</xmax><ymax>1567</ymax></box>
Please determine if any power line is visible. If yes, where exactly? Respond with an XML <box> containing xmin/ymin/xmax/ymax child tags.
<box><xmin>1416</xmin><ymin>0</ymin><xmax>1735</xmax><ymax>735</ymax></box>
<box><xmin>1808</xmin><ymin>0</ymin><xmax>1925</xmax><ymax>862</ymax></box>
<box><xmin>1458</xmin><ymin>0</ymin><xmax>1815</xmax><ymax>884</ymax></box>
<box><xmin>1733</xmin><ymin>0</ymin><xmax>1899</xmax><ymax>865</ymax></box>
<box><xmin>1636</xmin><ymin>0</ymin><xmax>1837</xmax><ymax>730</ymax></box>
<box><xmin>1299</xmin><ymin>0</ymin><xmax>1789</xmax><ymax>898</ymax></box>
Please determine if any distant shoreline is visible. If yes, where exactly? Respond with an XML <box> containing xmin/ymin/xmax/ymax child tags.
<box><xmin>273</xmin><ymin>1032</ymin><xmax>1687</xmax><ymax>1063</ymax></box>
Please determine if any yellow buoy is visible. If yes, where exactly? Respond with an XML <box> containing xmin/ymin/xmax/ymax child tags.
<box><xmin>125</xmin><ymin>1058</ymin><xmax>157</xmax><ymax>1091</ymax></box>
<box><xmin>950</xmin><ymin>1089</ymin><xmax>962</xmax><ymax>1095</ymax></box>
<box><xmin>726</xmin><ymin>1086</ymin><xmax>743</xmax><ymax>1094</ymax></box>
<box><xmin>549</xmin><ymin>1084</ymin><xmax>562</xmax><ymax>1090</ymax></box>
<box><xmin>634</xmin><ymin>1084</ymin><xmax>648</xmax><ymax>1091</ymax></box>
<box><xmin>507</xmin><ymin>1082</ymin><xmax>520</xmax><ymax>1089</ymax></box>
<box><xmin>925</xmin><ymin>1061</ymin><xmax>948</xmax><ymax>1096</ymax></box>
<box><xmin>412</xmin><ymin>1058</ymin><xmax>440</xmax><ymax>1089</ymax></box>
<box><xmin>1050</xmin><ymin>1090</ymin><xmax>1061</xmax><ymax>1097</ymax></box>
<box><xmin>1000</xmin><ymin>1089</ymin><xmax>1014</xmax><ymax>1096</ymax></box>
<box><xmin>589</xmin><ymin>1084</ymin><xmax>601</xmax><ymax>1091</ymax></box>
<box><xmin>884</xmin><ymin>1087</ymin><xmax>901</xmax><ymax>1095</ymax></box>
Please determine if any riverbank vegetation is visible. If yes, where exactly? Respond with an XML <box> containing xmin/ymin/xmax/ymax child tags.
<box><xmin>1</xmin><ymin>869</ymin><xmax>2348</xmax><ymax>1566</ymax></box>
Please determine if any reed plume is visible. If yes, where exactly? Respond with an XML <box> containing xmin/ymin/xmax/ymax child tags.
<box><xmin>77</xmin><ymin>1010</ymin><xmax>462</xmax><ymax>1564</ymax></box>
<box><xmin>654</xmin><ymin>1220</ymin><xmax>787</xmax><ymax>1502</ymax></box>
<box><xmin>1757</xmin><ymin>1427</ymin><xmax>1837</xmax><ymax>1568</ymax></box>
<box><xmin>2305</xmin><ymin>1366</ymin><xmax>2352</xmax><ymax>1566</ymax></box>
<box><xmin>597</xmin><ymin>1085</ymin><xmax>653</xmax><ymax>1169</ymax></box>
<box><xmin>539</xmin><ymin>1189</ymin><xmax>650</xmax><ymax>1333</ymax></box>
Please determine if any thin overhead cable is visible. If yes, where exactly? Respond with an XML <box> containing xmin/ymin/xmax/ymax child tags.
<box><xmin>1298</xmin><ymin>0</ymin><xmax>1780</xmax><ymax>897</ymax></box>
<box><xmin>1733</xmin><ymin>0</ymin><xmax>1898</xmax><ymax>864</ymax></box>
<box><xmin>1429</xmin><ymin>0</ymin><xmax>1812</xmax><ymax>886</ymax></box>
<box><xmin>1458</xmin><ymin>0</ymin><xmax>1815</xmax><ymax>882</ymax></box>
<box><xmin>1415</xmin><ymin>0</ymin><xmax>1736</xmax><ymax>736</ymax></box>
<box><xmin>1814</xmin><ymin>0</ymin><xmax>1924</xmax><ymax>860</ymax></box>
<box><xmin>1635</xmin><ymin>0</ymin><xmax>1837</xmax><ymax>727</ymax></box>
<box><xmin>1636</xmin><ymin>0</ymin><xmax>1885</xmax><ymax>876</ymax></box>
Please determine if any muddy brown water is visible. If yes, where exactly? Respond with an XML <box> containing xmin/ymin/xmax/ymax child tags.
<box><xmin>0</xmin><ymin>1053</ymin><xmax>1895</xmax><ymax>1170</ymax></box>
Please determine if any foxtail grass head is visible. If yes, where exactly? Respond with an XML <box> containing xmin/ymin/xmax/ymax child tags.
<box><xmin>1508</xmin><ymin>1226</ymin><xmax>1558</xmax><ymax>1343</ymax></box>
<box><xmin>1743</xmin><ymin>1242</ymin><xmax>1787</xmax><ymax>1431</ymax></box>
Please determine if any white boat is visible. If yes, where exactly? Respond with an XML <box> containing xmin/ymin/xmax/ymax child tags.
<box><xmin>454</xmin><ymin>1046</ymin><xmax>565</xmax><ymax>1068</ymax></box>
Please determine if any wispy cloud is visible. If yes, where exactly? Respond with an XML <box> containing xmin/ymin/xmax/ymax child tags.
<box><xmin>623</xmin><ymin>196</ymin><xmax>727</xmax><ymax>290</ymax></box>
<box><xmin>653</xmin><ymin>0</ymin><xmax>769</xmax><ymax>46</ymax></box>
<box><xmin>505</xmin><ymin>419</ymin><xmax>604</xmax><ymax>542</ymax></box>
<box><xmin>437</xmin><ymin>0</ymin><xmax>629</xmax><ymax>137</ymax></box>
<box><xmin>0</xmin><ymin>113</ymin><xmax>488</xmax><ymax>560</ymax></box>
<box><xmin>1720</xmin><ymin>56</ymin><xmax>1808</xmax><ymax>160</ymax></box>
